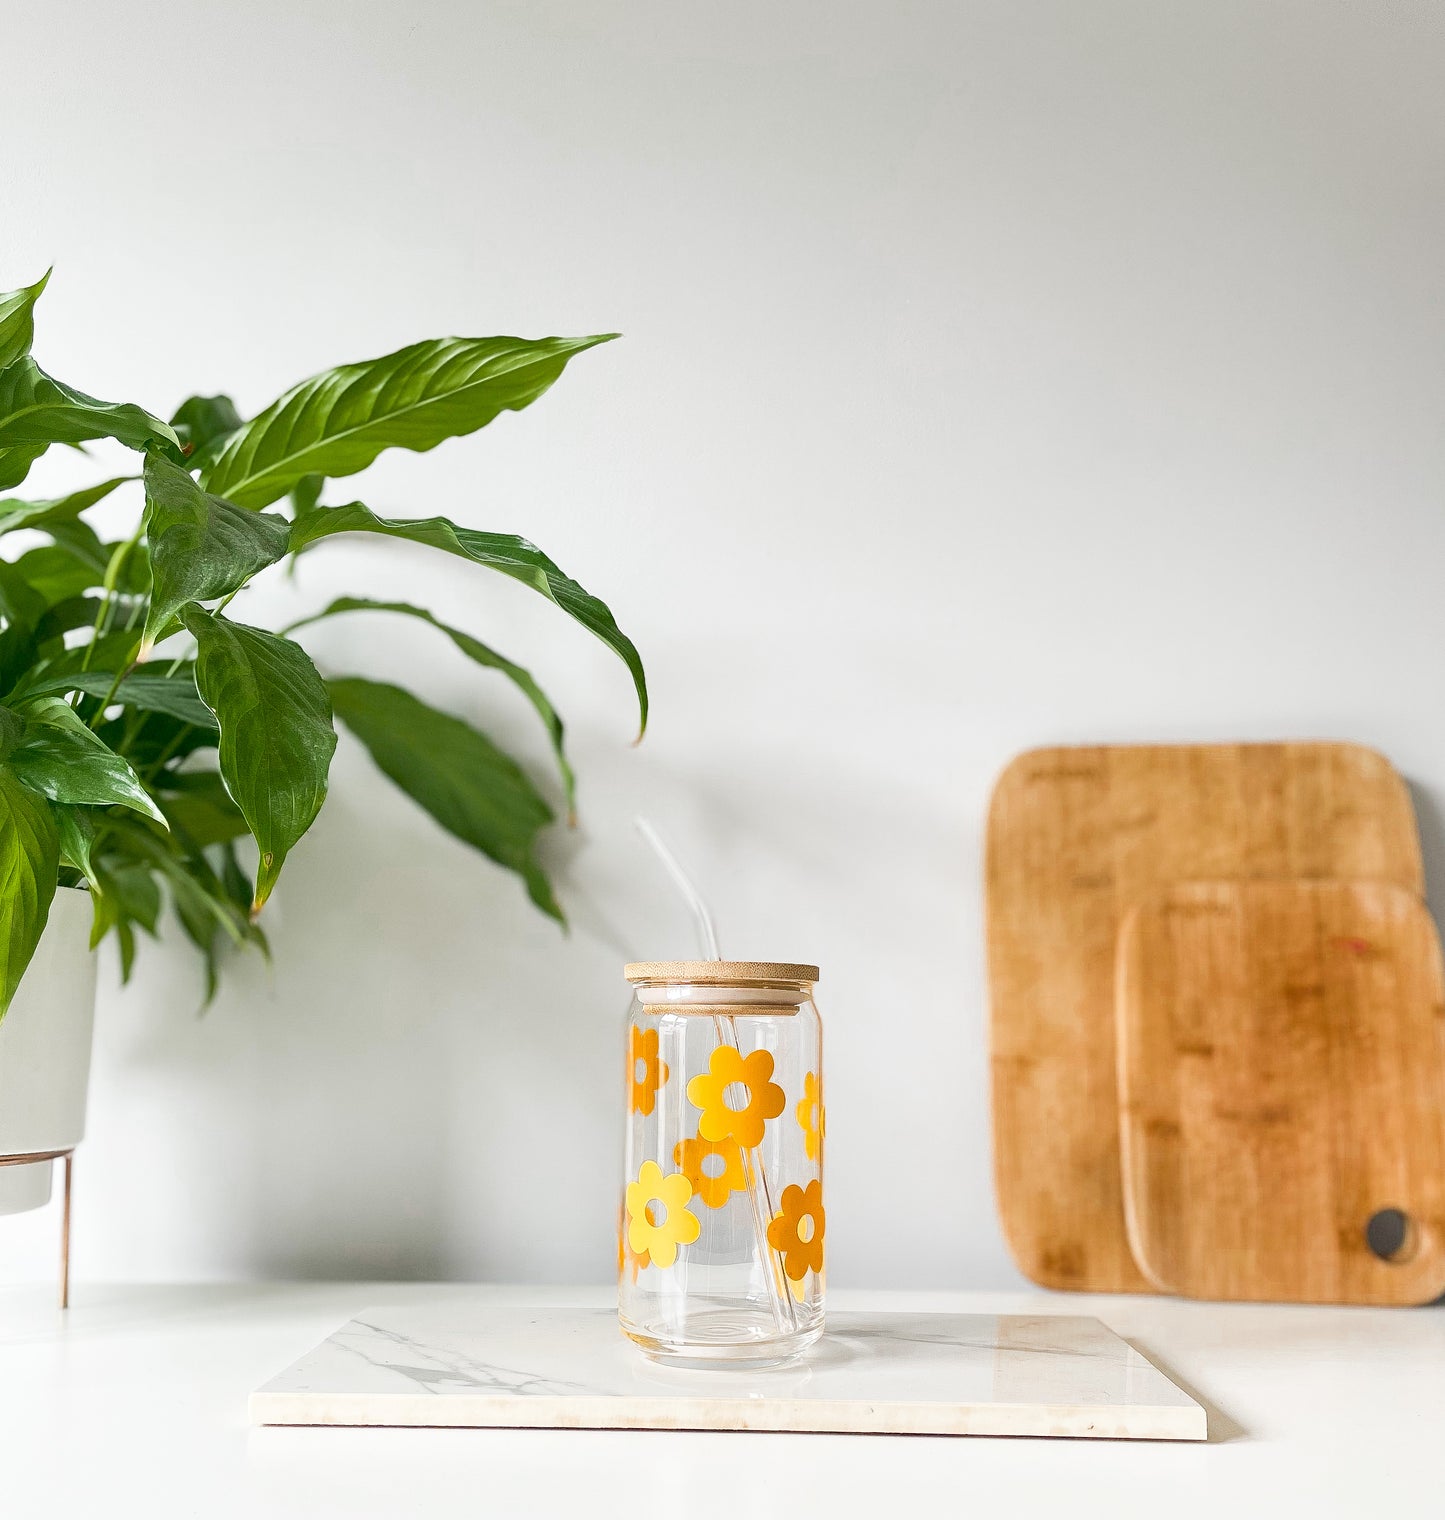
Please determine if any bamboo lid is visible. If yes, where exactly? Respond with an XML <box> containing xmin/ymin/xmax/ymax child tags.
<box><xmin>624</xmin><ymin>960</ymin><xmax>820</xmax><ymax>988</ymax></box>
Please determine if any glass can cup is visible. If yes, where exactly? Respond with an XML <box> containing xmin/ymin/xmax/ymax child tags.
<box><xmin>619</xmin><ymin>960</ymin><xmax>825</xmax><ymax>1366</ymax></box>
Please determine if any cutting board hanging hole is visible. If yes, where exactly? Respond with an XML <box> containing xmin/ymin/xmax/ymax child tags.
<box><xmin>1365</xmin><ymin>1208</ymin><xmax>1419</xmax><ymax>1264</ymax></box>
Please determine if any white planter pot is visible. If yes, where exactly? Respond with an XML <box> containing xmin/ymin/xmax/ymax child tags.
<box><xmin>0</xmin><ymin>888</ymin><xmax>98</xmax><ymax>1216</ymax></box>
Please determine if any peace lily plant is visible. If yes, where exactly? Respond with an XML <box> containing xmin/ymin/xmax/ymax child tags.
<box><xmin>0</xmin><ymin>270</ymin><xmax>646</xmax><ymax>1014</ymax></box>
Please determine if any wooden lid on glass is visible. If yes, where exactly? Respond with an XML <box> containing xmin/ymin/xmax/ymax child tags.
<box><xmin>624</xmin><ymin>960</ymin><xmax>820</xmax><ymax>988</ymax></box>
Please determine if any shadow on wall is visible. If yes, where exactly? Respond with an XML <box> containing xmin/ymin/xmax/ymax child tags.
<box><xmin>85</xmin><ymin>726</ymin><xmax>983</xmax><ymax>1288</ymax></box>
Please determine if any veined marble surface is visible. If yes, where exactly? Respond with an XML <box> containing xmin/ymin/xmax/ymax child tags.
<box><xmin>250</xmin><ymin>1306</ymin><xmax>1205</xmax><ymax>1439</ymax></box>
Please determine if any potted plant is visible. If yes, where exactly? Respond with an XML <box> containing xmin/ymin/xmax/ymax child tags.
<box><xmin>0</xmin><ymin>269</ymin><xmax>646</xmax><ymax>1219</ymax></box>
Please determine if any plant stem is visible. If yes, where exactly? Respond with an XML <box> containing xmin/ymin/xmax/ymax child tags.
<box><xmin>79</xmin><ymin>521</ymin><xmax>145</xmax><ymax>675</ymax></box>
<box><xmin>140</xmin><ymin>723</ymin><xmax>194</xmax><ymax>782</ymax></box>
<box><xmin>86</xmin><ymin>656</ymin><xmax>138</xmax><ymax>732</ymax></box>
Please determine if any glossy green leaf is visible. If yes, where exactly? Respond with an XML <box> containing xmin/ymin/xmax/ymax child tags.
<box><xmin>0</xmin><ymin>765</ymin><xmax>59</xmax><ymax>1017</ymax></box>
<box><xmin>25</xmin><ymin>666</ymin><xmax>218</xmax><ymax>729</ymax></box>
<box><xmin>329</xmin><ymin>676</ymin><xmax>561</xmax><ymax>922</ymax></box>
<box><xmin>182</xmin><ymin>607</ymin><xmax>337</xmax><ymax>912</ymax></box>
<box><xmin>0</xmin><ymin>475</ymin><xmax>132</xmax><ymax>537</ymax></box>
<box><xmin>8</xmin><ymin>697</ymin><xmax>166</xmax><ymax>822</ymax></box>
<box><xmin>0</xmin><ymin>270</ymin><xmax>49</xmax><ymax>370</ymax></box>
<box><xmin>170</xmin><ymin>394</ymin><xmax>242</xmax><ymax>458</ymax></box>
<box><xmin>0</xmin><ymin>358</ymin><xmax>179</xmax><ymax>457</ymax></box>
<box><xmin>98</xmin><ymin>709</ymin><xmax>216</xmax><ymax>771</ymax></box>
<box><xmin>287</xmin><ymin>596</ymin><xmax>576</xmax><ymax>815</ymax></box>
<box><xmin>290</xmin><ymin>503</ymin><xmax>647</xmax><ymax>736</ymax></box>
<box><xmin>55</xmin><ymin>804</ymin><xmax>101</xmax><ymax>890</ymax></box>
<box><xmin>141</xmin><ymin>451</ymin><xmax>289</xmax><ymax>651</ymax></box>
<box><xmin>202</xmin><ymin>334</ymin><xmax>616</xmax><ymax>508</ymax></box>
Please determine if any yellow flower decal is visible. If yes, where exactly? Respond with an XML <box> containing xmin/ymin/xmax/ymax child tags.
<box><xmin>797</xmin><ymin>1070</ymin><xmax>825</xmax><ymax>1161</ymax></box>
<box><xmin>625</xmin><ymin>1160</ymin><xmax>701</xmax><ymax>1269</ymax></box>
<box><xmin>629</xmin><ymin>1025</ymin><xmax>668</xmax><ymax>1116</ymax></box>
<box><xmin>766</xmin><ymin>1178</ymin><xmax>825</xmax><ymax>1281</ymax></box>
<box><xmin>686</xmin><ymin>1046</ymin><xmax>786</xmax><ymax>1149</ymax></box>
<box><xmin>617</xmin><ymin>1202</ymin><xmax>650</xmax><ymax>1282</ymax></box>
<box><xmin>673</xmin><ymin>1133</ymin><xmax>747</xmax><ymax>1209</ymax></box>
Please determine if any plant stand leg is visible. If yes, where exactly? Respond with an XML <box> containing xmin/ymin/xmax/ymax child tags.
<box><xmin>60</xmin><ymin>1153</ymin><xmax>72</xmax><ymax>1310</ymax></box>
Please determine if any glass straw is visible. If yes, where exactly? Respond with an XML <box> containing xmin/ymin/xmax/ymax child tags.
<box><xmin>634</xmin><ymin>819</ymin><xmax>796</xmax><ymax>1332</ymax></box>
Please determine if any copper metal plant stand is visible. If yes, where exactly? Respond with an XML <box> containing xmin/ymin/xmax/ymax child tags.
<box><xmin>0</xmin><ymin>1150</ymin><xmax>74</xmax><ymax>1308</ymax></box>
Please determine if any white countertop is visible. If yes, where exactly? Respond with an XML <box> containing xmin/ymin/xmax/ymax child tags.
<box><xmin>3</xmin><ymin>1282</ymin><xmax>1441</xmax><ymax>1518</ymax></box>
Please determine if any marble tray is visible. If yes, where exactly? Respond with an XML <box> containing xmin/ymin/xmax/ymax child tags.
<box><xmin>250</xmin><ymin>1306</ymin><xmax>1206</xmax><ymax>1440</ymax></box>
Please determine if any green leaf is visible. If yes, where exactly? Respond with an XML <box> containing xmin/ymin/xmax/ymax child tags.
<box><xmin>0</xmin><ymin>766</ymin><xmax>60</xmax><ymax>1018</ymax></box>
<box><xmin>0</xmin><ymin>476</ymin><xmax>132</xmax><ymax>538</ymax></box>
<box><xmin>0</xmin><ymin>441</ymin><xmax>48</xmax><ymax>493</ymax></box>
<box><xmin>182</xmin><ymin>607</ymin><xmax>337</xmax><ymax>912</ymax></box>
<box><xmin>98</xmin><ymin>709</ymin><xmax>215</xmax><ymax>771</ymax></box>
<box><xmin>7</xmin><ymin>697</ymin><xmax>166</xmax><ymax>822</ymax></box>
<box><xmin>55</xmin><ymin>804</ymin><xmax>101</xmax><ymax>890</ymax></box>
<box><xmin>105</xmin><ymin>817</ymin><xmax>247</xmax><ymax>948</ymax></box>
<box><xmin>0</xmin><ymin>270</ymin><xmax>49</xmax><ymax>371</ymax></box>
<box><xmin>201</xmin><ymin>333</ymin><xmax>617</xmax><ymax>509</ymax></box>
<box><xmin>92</xmin><ymin>856</ymin><xmax>160</xmax><ymax>941</ymax></box>
<box><xmin>217</xmin><ymin>839</ymin><xmax>267</xmax><ymax>953</ymax></box>
<box><xmin>173</xmin><ymin>882</ymin><xmax>222</xmax><ymax>1007</ymax></box>
<box><xmin>115</xmin><ymin>918</ymin><xmax>137</xmax><ymax>980</ymax></box>
<box><xmin>287</xmin><ymin>596</ymin><xmax>577</xmax><ymax>816</ymax></box>
<box><xmin>32</xmin><ymin>596</ymin><xmax>107</xmax><ymax>645</ymax></box>
<box><xmin>0</xmin><ymin>357</ymin><xmax>180</xmax><ymax>457</ymax></box>
<box><xmin>43</xmin><ymin>518</ymin><xmax>112</xmax><ymax>576</ymax></box>
<box><xmin>24</xmin><ymin>666</ymin><xmax>218</xmax><ymax>728</ymax></box>
<box><xmin>170</xmin><ymin>394</ymin><xmax>242</xmax><ymax>458</ymax></box>
<box><xmin>140</xmin><ymin>451</ymin><xmax>290</xmax><ymax>651</ymax></box>
<box><xmin>10</xmin><ymin>629</ymin><xmax>142</xmax><ymax>698</ymax></box>
<box><xmin>153</xmin><ymin>769</ymin><xmax>248</xmax><ymax>846</ymax></box>
<box><xmin>289</xmin><ymin>503</ymin><xmax>647</xmax><ymax>736</ymax></box>
<box><xmin>328</xmin><ymin>676</ymin><xmax>562</xmax><ymax>922</ymax></box>
<box><xmin>0</xmin><ymin>560</ymin><xmax>48</xmax><ymax>628</ymax></box>
<box><xmin>113</xmin><ymin>668</ymin><xmax>216</xmax><ymax>728</ymax></box>
<box><xmin>4</xmin><ymin>543</ymin><xmax>101</xmax><ymax>604</ymax></box>
<box><xmin>290</xmin><ymin>473</ymin><xmax>324</xmax><ymax>517</ymax></box>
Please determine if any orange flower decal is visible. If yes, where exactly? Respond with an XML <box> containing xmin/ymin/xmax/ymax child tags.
<box><xmin>686</xmin><ymin>1046</ymin><xmax>786</xmax><ymax>1149</ymax></box>
<box><xmin>629</xmin><ymin>1025</ymin><xmax>668</xmax><ymax>1116</ymax></box>
<box><xmin>797</xmin><ymin>1070</ymin><xmax>825</xmax><ymax>1161</ymax></box>
<box><xmin>673</xmin><ymin>1133</ymin><xmax>747</xmax><ymax>1209</ymax></box>
<box><xmin>625</xmin><ymin>1160</ymin><xmax>701</xmax><ymax>1269</ymax></box>
<box><xmin>766</xmin><ymin>1178</ymin><xmax>825</xmax><ymax>1281</ymax></box>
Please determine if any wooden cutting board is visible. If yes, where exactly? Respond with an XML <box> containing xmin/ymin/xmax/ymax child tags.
<box><xmin>1116</xmin><ymin>880</ymin><xmax>1445</xmax><ymax>1304</ymax></box>
<box><xmin>986</xmin><ymin>742</ymin><xmax>1423</xmax><ymax>1293</ymax></box>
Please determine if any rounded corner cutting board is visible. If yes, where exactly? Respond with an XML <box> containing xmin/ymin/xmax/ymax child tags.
<box><xmin>986</xmin><ymin>742</ymin><xmax>1423</xmax><ymax>1294</ymax></box>
<box><xmin>1117</xmin><ymin>879</ymin><xmax>1445</xmax><ymax>1305</ymax></box>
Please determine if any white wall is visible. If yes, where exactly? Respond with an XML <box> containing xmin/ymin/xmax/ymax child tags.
<box><xmin>2</xmin><ymin>0</ymin><xmax>1443</xmax><ymax>1288</ymax></box>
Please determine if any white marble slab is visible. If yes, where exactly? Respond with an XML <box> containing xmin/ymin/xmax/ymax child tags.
<box><xmin>250</xmin><ymin>1306</ymin><xmax>1206</xmax><ymax>1440</ymax></box>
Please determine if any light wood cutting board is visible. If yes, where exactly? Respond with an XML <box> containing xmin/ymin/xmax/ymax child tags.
<box><xmin>1116</xmin><ymin>880</ymin><xmax>1445</xmax><ymax>1304</ymax></box>
<box><xmin>986</xmin><ymin>742</ymin><xmax>1424</xmax><ymax>1293</ymax></box>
